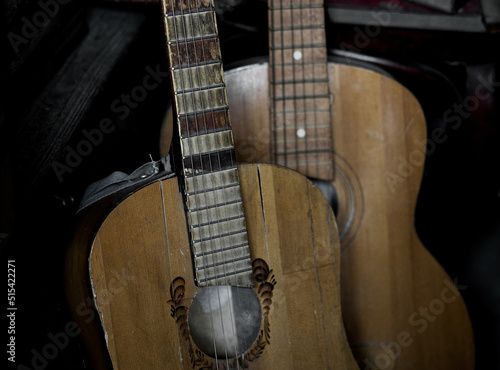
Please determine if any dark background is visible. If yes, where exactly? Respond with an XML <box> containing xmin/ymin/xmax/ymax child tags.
<box><xmin>1</xmin><ymin>0</ymin><xmax>500</xmax><ymax>369</ymax></box>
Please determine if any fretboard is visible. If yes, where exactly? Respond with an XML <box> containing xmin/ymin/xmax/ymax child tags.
<box><xmin>162</xmin><ymin>0</ymin><xmax>253</xmax><ymax>287</ymax></box>
<box><xmin>269</xmin><ymin>0</ymin><xmax>334</xmax><ymax>180</ymax></box>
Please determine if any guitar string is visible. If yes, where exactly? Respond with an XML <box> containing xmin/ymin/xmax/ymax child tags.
<box><xmin>276</xmin><ymin>0</ymin><xmax>330</xmax><ymax>178</ymax></box>
<box><xmin>279</xmin><ymin>0</ymin><xmax>286</xmax><ymax>169</ymax></box>
<box><xmin>182</xmin><ymin>1</ymin><xmax>233</xmax><ymax>365</ymax></box>
<box><xmin>194</xmin><ymin>0</ymin><xmax>242</xmax><ymax>365</ymax></box>
<box><xmin>163</xmin><ymin>1</ymin><xmax>210</xmax><ymax>362</ymax></box>
<box><xmin>310</xmin><ymin>0</ymin><xmax>331</xmax><ymax>177</ymax></box>
<box><xmin>188</xmin><ymin>2</ymin><xmax>245</xmax><ymax>368</ymax></box>
<box><xmin>270</xmin><ymin>0</ymin><xmax>278</xmax><ymax>168</ymax></box>
<box><xmin>299</xmin><ymin>0</ymin><xmax>308</xmax><ymax>175</ymax></box>
<box><xmin>267</xmin><ymin>0</ymin><xmax>278</xmax><ymax>163</ymax></box>
<box><xmin>201</xmin><ymin>1</ymin><xmax>251</xmax><ymax>367</ymax></box>
<box><xmin>293</xmin><ymin>0</ymin><xmax>301</xmax><ymax>173</ymax></box>
<box><xmin>309</xmin><ymin>0</ymin><xmax>318</xmax><ymax>177</ymax></box>
<box><xmin>169</xmin><ymin>1</ymin><xmax>263</xmax><ymax>366</ymax></box>
<box><xmin>201</xmin><ymin>2</ymin><xmax>264</xmax><ymax>364</ymax></box>
<box><xmin>210</xmin><ymin>1</ymin><xmax>259</xmax><ymax>365</ymax></box>
<box><xmin>173</xmin><ymin>0</ymin><xmax>254</xmax><ymax>364</ymax></box>
<box><xmin>159</xmin><ymin>179</ymin><xmax>182</xmax><ymax>355</ymax></box>
<box><xmin>311</xmin><ymin>0</ymin><xmax>324</xmax><ymax>177</ymax></box>
<box><xmin>291</xmin><ymin>0</ymin><xmax>300</xmax><ymax>173</ymax></box>
<box><xmin>168</xmin><ymin>1</ymin><xmax>221</xmax><ymax>366</ymax></box>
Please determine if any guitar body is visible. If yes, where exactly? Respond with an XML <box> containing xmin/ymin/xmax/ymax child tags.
<box><xmin>66</xmin><ymin>163</ymin><xmax>358</xmax><ymax>369</ymax></box>
<box><xmin>160</xmin><ymin>61</ymin><xmax>474</xmax><ymax>368</ymax></box>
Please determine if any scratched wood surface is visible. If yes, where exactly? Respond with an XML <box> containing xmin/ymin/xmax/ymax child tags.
<box><xmin>226</xmin><ymin>63</ymin><xmax>475</xmax><ymax>369</ymax></box>
<box><xmin>159</xmin><ymin>62</ymin><xmax>475</xmax><ymax>368</ymax></box>
<box><xmin>78</xmin><ymin>163</ymin><xmax>358</xmax><ymax>369</ymax></box>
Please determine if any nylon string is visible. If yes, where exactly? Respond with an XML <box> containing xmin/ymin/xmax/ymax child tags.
<box><xmin>197</xmin><ymin>0</ymin><xmax>242</xmax><ymax>365</ymax></box>
<box><xmin>169</xmin><ymin>0</ymin><xmax>244</xmax><ymax>365</ymax></box>
<box><xmin>201</xmin><ymin>2</ymin><xmax>248</xmax><ymax>367</ymax></box>
<box><xmin>168</xmin><ymin>1</ymin><xmax>222</xmax><ymax>367</ymax></box>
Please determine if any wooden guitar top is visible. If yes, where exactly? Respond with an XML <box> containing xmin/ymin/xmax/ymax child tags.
<box><xmin>215</xmin><ymin>62</ymin><xmax>474</xmax><ymax>369</ymax></box>
<box><xmin>66</xmin><ymin>163</ymin><xmax>359</xmax><ymax>369</ymax></box>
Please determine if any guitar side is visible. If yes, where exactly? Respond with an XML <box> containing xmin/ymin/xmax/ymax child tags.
<box><xmin>212</xmin><ymin>62</ymin><xmax>474</xmax><ymax>369</ymax></box>
<box><xmin>66</xmin><ymin>163</ymin><xmax>358</xmax><ymax>369</ymax></box>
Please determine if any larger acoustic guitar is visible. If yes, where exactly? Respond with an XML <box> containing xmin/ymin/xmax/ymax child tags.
<box><xmin>158</xmin><ymin>0</ymin><xmax>476</xmax><ymax>368</ymax></box>
<box><xmin>65</xmin><ymin>0</ymin><xmax>358</xmax><ymax>369</ymax></box>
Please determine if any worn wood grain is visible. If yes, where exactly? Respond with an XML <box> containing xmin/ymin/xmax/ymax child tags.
<box><xmin>70</xmin><ymin>164</ymin><xmax>358</xmax><ymax>369</ymax></box>
<box><xmin>160</xmin><ymin>61</ymin><xmax>475</xmax><ymax>369</ymax></box>
<box><xmin>225</xmin><ymin>62</ymin><xmax>475</xmax><ymax>369</ymax></box>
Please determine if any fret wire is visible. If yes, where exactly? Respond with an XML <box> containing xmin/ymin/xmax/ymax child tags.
<box><xmin>308</xmin><ymin>0</ymin><xmax>318</xmax><ymax>176</ymax></box>
<box><xmin>194</xmin><ymin>242</ymin><xmax>249</xmax><ymax>258</ymax></box>
<box><xmin>170</xmin><ymin>0</ymin><xmax>209</xmax><ymax>298</ymax></box>
<box><xmin>184</xmin><ymin>1</ymin><xmax>231</xmax><ymax>364</ymax></box>
<box><xmin>269</xmin><ymin>24</ymin><xmax>325</xmax><ymax>31</ymax></box>
<box><xmin>274</xmin><ymin>61</ymin><xmax>324</xmax><ymax>66</ymax></box>
<box><xmin>170</xmin><ymin>3</ymin><xmax>253</xmax><ymax>293</ymax></box>
<box><xmin>274</xmin><ymin>108</ymin><xmax>330</xmax><ymax>114</ymax></box>
<box><xmin>166</xmin><ymin>7</ymin><xmax>223</xmax><ymax>345</ymax></box>
<box><xmin>204</xmin><ymin>17</ymin><xmax>241</xmax><ymax>274</ymax></box>
<box><xmin>191</xmin><ymin>212</ymin><xmax>245</xmax><ymax>229</ymax></box>
<box><xmin>273</xmin><ymin>93</ymin><xmax>330</xmax><ymax>101</ymax></box>
<box><xmin>171</xmin><ymin>56</ymin><xmax>222</xmax><ymax>70</ymax></box>
<box><xmin>171</xmin><ymin>33</ymin><xmax>215</xmax><ymax>44</ymax></box>
<box><xmin>164</xmin><ymin>0</ymin><xmax>212</xmax><ymax>16</ymax></box>
<box><xmin>268</xmin><ymin>4</ymin><xmax>323</xmax><ymax>9</ymax></box>
<box><xmin>182</xmin><ymin>144</ymin><xmax>234</xmax><ymax>158</ymax></box>
<box><xmin>280</xmin><ymin>0</ymin><xmax>287</xmax><ymax>166</ymax></box>
<box><xmin>178</xmin><ymin>106</ymin><xmax>230</xmax><ymax>117</ymax></box>
<box><xmin>193</xmin><ymin>228</ymin><xmax>248</xmax><ymax>245</ymax></box>
<box><xmin>199</xmin><ymin>267</ymin><xmax>253</xmax><ymax>284</ymax></box>
<box><xmin>293</xmin><ymin>0</ymin><xmax>301</xmax><ymax>168</ymax></box>
<box><xmin>187</xmin><ymin>1</ymin><xmax>227</xmax><ymax>303</ymax></box>
<box><xmin>186</xmin><ymin>182</ymin><xmax>240</xmax><ymax>197</ymax></box>
<box><xmin>165</xmin><ymin>7</ymin><xmax>253</xmax><ymax>364</ymax></box>
<box><xmin>175</xmin><ymin>83</ymin><xmax>226</xmax><ymax>95</ymax></box>
<box><xmin>276</xmin><ymin>148</ymin><xmax>332</xmax><ymax>155</ymax></box>
<box><xmin>170</xmin><ymin>2</ymin><xmax>224</xmax><ymax>362</ymax></box>
<box><xmin>180</xmin><ymin>125</ymin><xmax>231</xmax><ymax>139</ymax></box>
<box><xmin>183</xmin><ymin>154</ymin><xmax>238</xmax><ymax>177</ymax></box>
<box><xmin>172</xmin><ymin>2</ymin><xmax>212</xmax><ymax>271</ymax></box>
<box><xmin>275</xmin><ymin>136</ymin><xmax>330</xmax><ymax>142</ymax></box>
<box><xmin>188</xmin><ymin>198</ymin><xmax>242</xmax><ymax>213</ymax></box>
<box><xmin>179</xmin><ymin>108</ymin><xmax>231</xmax><ymax>138</ymax></box>
<box><xmin>273</xmin><ymin>122</ymin><xmax>331</xmax><ymax>128</ymax></box>
<box><xmin>196</xmin><ymin>255</ymin><xmax>250</xmax><ymax>271</ymax></box>
<box><xmin>200</xmin><ymin>3</ymin><xmax>239</xmax><ymax>306</ymax></box>
<box><xmin>270</xmin><ymin>43</ymin><xmax>326</xmax><ymax>50</ymax></box>
<box><xmin>269</xmin><ymin>0</ymin><xmax>334</xmax><ymax>178</ymax></box>
<box><xmin>270</xmin><ymin>0</ymin><xmax>277</xmax><ymax>164</ymax></box>
<box><xmin>272</xmin><ymin>78</ymin><xmax>328</xmax><ymax>84</ymax></box>
<box><xmin>188</xmin><ymin>2</ymin><xmax>228</xmax><ymax>295</ymax></box>
<box><xmin>192</xmin><ymin>11</ymin><xmax>251</xmax><ymax>367</ymax></box>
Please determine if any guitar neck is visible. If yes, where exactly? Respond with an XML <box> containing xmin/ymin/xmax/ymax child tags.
<box><xmin>162</xmin><ymin>0</ymin><xmax>253</xmax><ymax>288</ymax></box>
<box><xmin>268</xmin><ymin>0</ymin><xmax>334</xmax><ymax>180</ymax></box>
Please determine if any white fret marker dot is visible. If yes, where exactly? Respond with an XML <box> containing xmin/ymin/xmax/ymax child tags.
<box><xmin>293</xmin><ymin>51</ymin><xmax>303</xmax><ymax>60</ymax></box>
<box><xmin>297</xmin><ymin>128</ymin><xmax>306</xmax><ymax>138</ymax></box>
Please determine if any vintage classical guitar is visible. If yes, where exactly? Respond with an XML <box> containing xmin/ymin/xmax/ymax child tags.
<box><xmin>157</xmin><ymin>0</ymin><xmax>475</xmax><ymax>368</ymax></box>
<box><xmin>65</xmin><ymin>0</ymin><xmax>359</xmax><ymax>369</ymax></box>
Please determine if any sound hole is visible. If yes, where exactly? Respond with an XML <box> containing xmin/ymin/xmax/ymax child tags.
<box><xmin>310</xmin><ymin>177</ymin><xmax>339</xmax><ymax>216</ymax></box>
<box><xmin>310</xmin><ymin>153</ymin><xmax>364</xmax><ymax>249</ymax></box>
<box><xmin>188</xmin><ymin>286</ymin><xmax>262</xmax><ymax>359</ymax></box>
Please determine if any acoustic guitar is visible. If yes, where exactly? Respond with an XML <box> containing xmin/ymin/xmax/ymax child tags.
<box><xmin>65</xmin><ymin>0</ymin><xmax>358</xmax><ymax>369</ymax></box>
<box><xmin>158</xmin><ymin>0</ymin><xmax>475</xmax><ymax>368</ymax></box>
